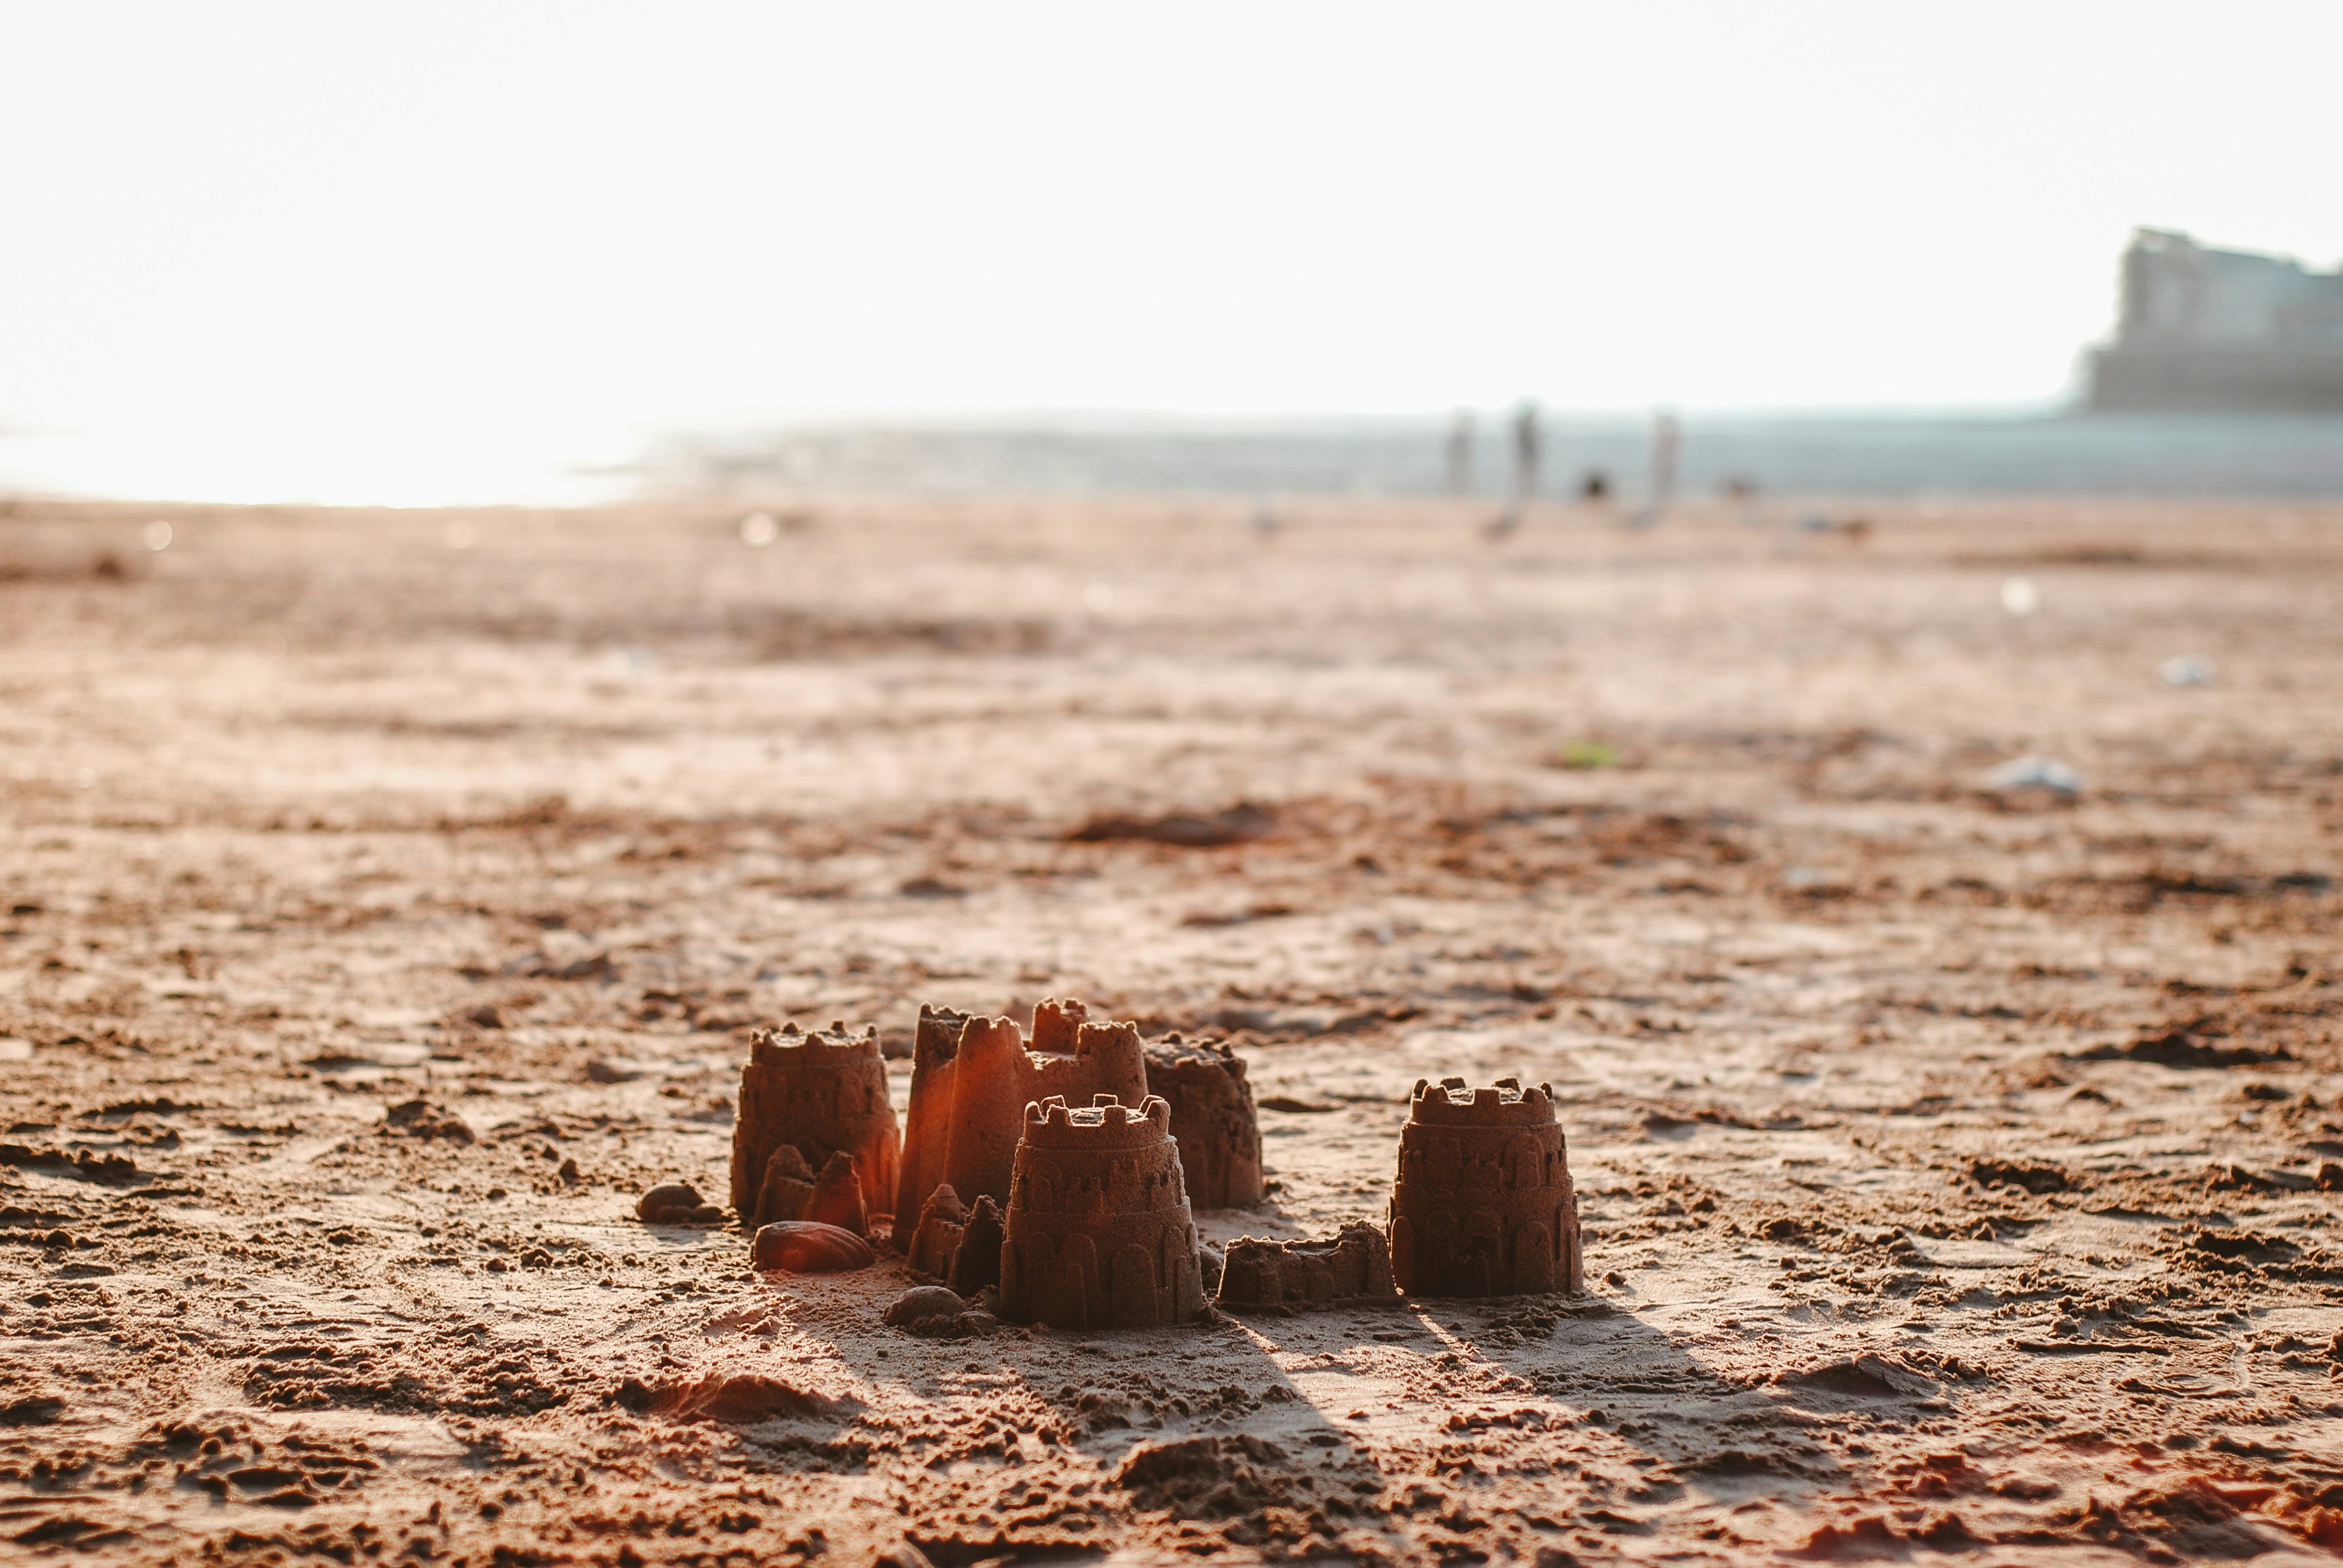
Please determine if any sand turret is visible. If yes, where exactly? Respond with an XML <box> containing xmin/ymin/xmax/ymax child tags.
<box><xmin>949</xmin><ymin>1194</ymin><xmax>1004</xmax><ymax>1296</ymax></box>
<box><xmin>731</xmin><ymin>1020</ymin><xmax>900</xmax><ymax>1233</ymax></box>
<box><xmin>905</xmin><ymin>1183</ymin><xmax>966</xmax><ymax>1278</ymax></box>
<box><xmin>1386</xmin><ymin>1076</ymin><xmax>1582</xmax><ymax>1297</ymax></box>
<box><xmin>999</xmin><ymin>1093</ymin><xmax>1205</xmax><ymax>1329</ymax></box>
<box><xmin>893</xmin><ymin>998</ymin><xmax>1148</xmax><ymax>1227</ymax></box>
<box><xmin>1142</xmin><ymin>1034</ymin><xmax>1263</xmax><ymax>1209</ymax></box>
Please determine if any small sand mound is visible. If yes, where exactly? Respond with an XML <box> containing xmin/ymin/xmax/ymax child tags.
<box><xmin>1779</xmin><ymin>1355</ymin><xmax>1940</xmax><ymax>1401</ymax></box>
<box><xmin>1067</xmin><ymin>803</ymin><xmax>1274</xmax><ymax>848</ymax></box>
<box><xmin>1967</xmin><ymin>1157</ymin><xmax>2072</xmax><ymax>1193</ymax></box>
<box><xmin>614</xmin><ymin>1373</ymin><xmax>853</xmax><ymax>1426</ymax></box>
<box><xmin>1114</xmin><ymin>1434</ymin><xmax>1301</xmax><ymax>1518</ymax></box>
<box><xmin>381</xmin><ymin>1099</ymin><xmax>474</xmax><ymax>1144</ymax></box>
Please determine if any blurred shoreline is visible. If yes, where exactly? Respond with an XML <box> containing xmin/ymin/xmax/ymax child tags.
<box><xmin>641</xmin><ymin>410</ymin><xmax>2343</xmax><ymax>504</ymax></box>
<box><xmin>11</xmin><ymin>408</ymin><xmax>2343</xmax><ymax>508</ymax></box>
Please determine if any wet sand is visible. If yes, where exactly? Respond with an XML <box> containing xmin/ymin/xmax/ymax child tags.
<box><xmin>2</xmin><ymin>493</ymin><xmax>2340</xmax><ymax>1564</ymax></box>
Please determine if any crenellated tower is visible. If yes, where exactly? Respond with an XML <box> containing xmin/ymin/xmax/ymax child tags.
<box><xmin>1386</xmin><ymin>1076</ymin><xmax>1582</xmax><ymax>1297</ymax></box>
<box><xmin>1142</xmin><ymin>1034</ymin><xmax>1263</xmax><ymax>1209</ymax></box>
<box><xmin>730</xmin><ymin>1020</ymin><xmax>900</xmax><ymax>1231</ymax></box>
<box><xmin>892</xmin><ymin>998</ymin><xmax>1149</xmax><ymax>1230</ymax></box>
<box><xmin>998</xmin><ymin>1093</ymin><xmax>1205</xmax><ymax>1330</ymax></box>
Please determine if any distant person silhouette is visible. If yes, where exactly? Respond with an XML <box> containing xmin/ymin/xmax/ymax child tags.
<box><xmin>1636</xmin><ymin>408</ymin><xmax>1679</xmax><ymax>528</ymax></box>
<box><xmin>1724</xmin><ymin>474</ymin><xmax>1762</xmax><ymax>525</ymax></box>
<box><xmin>1511</xmin><ymin>400</ymin><xmax>1541</xmax><ymax>509</ymax></box>
<box><xmin>1445</xmin><ymin>410</ymin><xmax>1475</xmax><ymax>497</ymax></box>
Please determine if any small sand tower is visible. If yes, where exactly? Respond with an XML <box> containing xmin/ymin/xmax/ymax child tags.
<box><xmin>893</xmin><ymin>998</ymin><xmax>1148</xmax><ymax>1227</ymax></box>
<box><xmin>731</xmin><ymin>1021</ymin><xmax>900</xmax><ymax>1233</ymax></box>
<box><xmin>1386</xmin><ymin>1076</ymin><xmax>1582</xmax><ymax>1298</ymax></box>
<box><xmin>999</xmin><ymin>1094</ymin><xmax>1206</xmax><ymax>1330</ymax></box>
<box><xmin>1143</xmin><ymin>1034</ymin><xmax>1263</xmax><ymax>1209</ymax></box>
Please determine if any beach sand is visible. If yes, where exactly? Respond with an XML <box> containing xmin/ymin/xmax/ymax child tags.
<box><xmin>2</xmin><ymin>492</ymin><xmax>2339</xmax><ymax>1564</ymax></box>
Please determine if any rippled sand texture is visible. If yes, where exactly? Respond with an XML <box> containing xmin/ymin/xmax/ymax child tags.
<box><xmin>2</xmin><ymin>494</ymin><xmax>2340</xmax><ymax>1564</ymax></box>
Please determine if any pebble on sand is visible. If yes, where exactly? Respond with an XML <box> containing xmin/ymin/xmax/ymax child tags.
<box><xmin>636</xmin><ymin>1181</ymin><xmax>726</xmax><ymax>1225</ymax></box>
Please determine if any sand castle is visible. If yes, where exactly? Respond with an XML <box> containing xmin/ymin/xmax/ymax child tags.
<box><xmin>731</xmin><ymin>1021</ymin><xmax>900</xmax><ymax>1233</ymax></box>
<box><xmin>1215</xmin><ymin>1222</ymin><xmax>1396</xmax><ymax>1310</ymax></box>
<box><xmin>1386</xmin><ymin>1076</ymin><xmax>1582</xmax><ymax>1297</ymax></box>
<box><xmin>999</xmin><ymin>1094</ymin><xmax>1206</xmax><ymax>1330</ymax></box>
<box><xmin>1142</xmin><ymin>1035</ymin><xmax>1263</xmax><ymax>1209</ymax></box>
<box><xmin>893</xmin><ymin>998</ymin><xmax>1148</xmax><ymax>1228</ymax></box>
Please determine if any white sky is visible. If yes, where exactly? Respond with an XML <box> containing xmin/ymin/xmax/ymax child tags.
<box><xmin>4</xmin><ymin>1</ymin><xmax>2341</xmax><ymax>503</ymax></box>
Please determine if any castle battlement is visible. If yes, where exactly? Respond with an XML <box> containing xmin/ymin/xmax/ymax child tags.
<box><xmin>1407</xmin><ymin>1074</ymin><xmax>1553</xmax><ymax>1126</ymax></box>
<box><xmin>751</xmin><ymin>1020</ymin><xmax>879</xmax><ymax>1059</ymax></box>
<box><xmin>1021</xmin><ymin>1092</ymin><xmax>1174</xmax><ymax>1146</ymax></box>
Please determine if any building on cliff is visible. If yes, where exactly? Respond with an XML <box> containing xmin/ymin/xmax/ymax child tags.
<box><xmin>2085</xmin><ymin>228</ymin><xmax>2343</xmax><ymax>412</ymax></box>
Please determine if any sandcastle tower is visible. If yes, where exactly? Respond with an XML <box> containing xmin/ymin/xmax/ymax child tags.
<box><xmin>1143</xmin><ymin>1034</ymin><xmax>1263</xmax><ymax>1209</ymax></box>
<box><xmin>731</xmin><ymin>1021</ymin><xmax>900</xmax><ymax>1231</ymax></box>
<box><xmin>999</xmin><ymin>1094</ymin><xmax>1206</xmax><ymax>1330</ymax></box>
<box><xmin>892</xmin><ymin>1004</ymin><xmax>972</xmax><ymax>1228</ymax></box>
<box><xmin>893</xmin><ymin>998</ymin><xmax>1148</xmax><ymax>1227</ymax></box>
<box><xmin>1386</xmin><ymin>1076</ymin><xmax>1582</xmax><ymax>1298</ymax></box>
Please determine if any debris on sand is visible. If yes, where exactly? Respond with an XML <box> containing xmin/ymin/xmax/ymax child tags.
<box><xmin>750</xmin><ymin>1220</ymin><xmax>875</xmax><ymax>1273</ymax></box>
<box><xmin>379</xmin><ymin>1099</ymin><xmax>474</xmax><ymax>1144</ymax></box>
<box><xmin>1143</xmin><ymin>1035</ymin><xmax>1263</xmax><ymax>1209</ymax></box>
<box><xmin>1000</xmin><ymin>1095</ymin><xmax>1206</xmax><ymax>1329</ymax></box>
<box><xmin>1216</xmin><ymin>1222</ymin><xmax>1396</xmax><ymax>1311</ymax></box>
<box><xmin>636</xmin><ymin>1181</ymin><xmax>726</xmax><ymax>1225</ymax></box>
<box><xmin>1066</xmin><ymin>802</ymin><xmax>1275</xmax><ymax>849</ymax></box>
<box><xmin>894</xmin><ymin>998</ymin><xmax>1147</xmax><ymax>1226</ymax></box>
<box><xmin>1388</xmin><ymin>1076</ymin><xmax>1582</xmax><ymax>1297</ymax></box>
<box><xmin>1198</xmin><ymin>1241</ymin><xmax>1224</xmax><ymax>1291</ymax></box>
<box><xmin>1982</xmin><ymin>755</ymin><xmax>2082</xmax><ymax>796</ymax></box>
<box><xmin>1551</xmin><ymin>737</ymin><xmax>1619</xmax><ymax>771</ymax></box>
<box><xmin>2161</xmin><ymin>653</ymin><xmax>2213</xmax><ymax>686</ymax></box>
<box><xmin>731</xmin><ymin>1020</ymin><xmax>899</xmax><ymax>1229</ymax></box>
